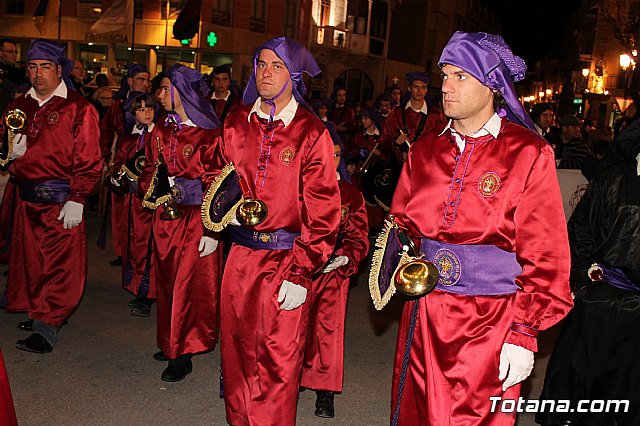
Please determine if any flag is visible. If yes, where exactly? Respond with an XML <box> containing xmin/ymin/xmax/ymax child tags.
<box><xmin>33</xmin><ymin>0</ymin><xmax>60</xmax><ymax>35</ymax></box>
<box><xmin>90</xmin><ymin>0</ymin><xmax>134</xmax><ymax>34</ymax></box>
<box><xmin>173</xmin><ymin>0</ymin><xmax>201</xmax><ymax>40</ymax></box>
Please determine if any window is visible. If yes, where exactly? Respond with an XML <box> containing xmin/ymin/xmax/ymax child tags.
<box><xmin>4</xmin><ymin>0</ymin><xmax>24</xmax><ymax>14</ymax></box>
<box><xmin>250</xmin><ymin>0</ymin><xmax>267</xmax><ymax>32</ymax></box>
<box><xmin>212</xmin><ymin>0</ymin><xmax>233</xmax><ymax>26</ymax></box>
<box><xmin>284</xmin><ymin>0</ymin><xmax>298</xmax><ymax>38</ymax></box>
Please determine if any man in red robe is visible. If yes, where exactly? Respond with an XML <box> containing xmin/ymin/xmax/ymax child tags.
<box><xmin>0</xmin><ymin>347</ymin><xmax>17</xmax><ymax>426</ymax></box>
<box><xmin>328</xmin><ymin>87</ymin><xmax>357</xmax><ymax>151</ymax></box>
<box><xmin>138</xmin><ymin>64</ymin><xmax>222</xmax><ymax>382</ymax></box>
<box><xmin>0</xmin><ymin>40</ymin><xmax>102</xmax><ymax>353</ymax></box>
<box><xmin>300</xmin><ymin>141</ymin><xmax>369</xmax><ymax>418</ymax></box>
<box><xmin>210</xmin><ymin>37</ymin><xmax>341</xmax><ymax>425</ymax></box>
<box><xmin>99</xmin><ymin>64</ymin><xmax>150</xmax><ymax>268</ymax></box>
<box><xmin>385</xmin><ymin>32</ymin><xmax>573</xmax><ymax>425</ymax></box>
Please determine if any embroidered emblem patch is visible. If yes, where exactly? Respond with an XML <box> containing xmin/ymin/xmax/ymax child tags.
<box><xmin>478</xmin><ymin>172</ymin><xmax>501</xmax><ymax>197</ymax></box>
<box><xmin>279</xmin><ymin>146</ymin><xmax>295</xmax><ymax>166</ymax></box>
<box><xmin>47</xmin><ymin>112</ymin><xmax>58</xmax><ymax>124</ymax></box>
<box><xmin>258</xmin><ymin>233</ymin><xmax>272</xmax><ymax>243</ymax></box>
<box><xmin>341</xmin><ymin>205</ymin><xmax>349</xmax><ymax>221</ymax></box>
<box><xmin>35</xmin><ymin>186</ymin><xmax>51</xmax><ymax>200</ymax></box>
<box><xmin>183</xmin><ymin>144</ymin><xmax>194</xmax><ymax>159</ymax></box>
<box><xmin>171</xmin><ymin>184</ymin><xmax>185</xmax><ymax>203</ymax></box>
<box><xmin>433</xmin><ymin>248</ymin><xmax>461</xmax><ymax>286</ymax></box>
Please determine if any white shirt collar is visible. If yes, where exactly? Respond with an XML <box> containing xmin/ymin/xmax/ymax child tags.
<box><xmin>336</xmin><ymin>171</ymin><xmax>341</xmax><ymax>181</ymax></box>
<box><xmin>405</xmin><ymin>99</ymin><xmax>428</xmax><ymax>115</ymax></box>
<box><xmin>211</xmin><ymin>90</ymin><xmax>230</xmax><ymax>101</ymax></box>
<box><xmin>26</xmin><ymin>80</ymin><xmax>67</xmax><ymax>107</ymax></box>
<box><xmin>365</xmin><ymin>125</ymin><xmax>380</xmax><ymax>136</ymax></box>
<box><xmin>248</xmin><ymin>95</ymin><xmax>298</xmax><ymax>127</ymax></box>
<box><xmin>636</xmin><ymin>153</ymin><xmax>640</xmax><ymax>176</ymax></box>
<box><xmin>132</xmin><ymin>122</ymin><xmax>155</xmax><ymax>135</ymax></box>
<box><xmin>438</xmin><ymin>112</ymin><xmax>501</xmax><ymax>139</ymax></box>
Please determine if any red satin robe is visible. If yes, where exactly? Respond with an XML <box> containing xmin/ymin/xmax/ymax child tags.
<box><xmin>100</xmin><ymin>100</ymin><xmax>126</xmax><ymax>257</ymax></box>
<box><xmin>381</xmin><ymin>104</ymin><xmax>445</xmax><ymax>148</ymax></box>
<box><xmin>0</xmin><ymin>348</ymin><xmax>17</xmax><ymax>426</ymax></box>
<box><xmin>111</xmin><ymin>129</ymin><xmax>155</xmax><ymax>299</ymax></box>
<box><xmin>389</xmin><ymin>119</ymin><xmax>573</xmax><ymax>425</ymax></box>
<box><xmin>301</xmin><ymin>179</ymin><xmax>369</xmax><ymax>393</ymax></box>
<box><xmin>212</xmin><ymin>104</ymin><xmax>340</xmax><ymax>426</ymax></box>
<box><xmin>353</xmin><ymin>131</ymin><xmax>389</xmax><ymax>230</ymax></box>
<box><xmin>138</xmin><ymin>119</ymin><xmax>221</xmax><ymax>359</ymax></box>
<box><xmin>3</xmin><ymin>90</ymin><xmax>102</xmax><ymax>328</ymax></box>
<box><xmin>329</xmin><ymin>104</ymin><xmax>357</xmax><ymax>151</ymax></box>
<box><xmin>210</xmin><ymin>94</ymin><xmax>240</xmax><ymax>123</ymax></box>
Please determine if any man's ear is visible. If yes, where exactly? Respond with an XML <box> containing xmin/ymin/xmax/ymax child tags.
<box><xmin>57</xmin><ymin>64</ymin><xmax>62</xmax><ymax>78</ymax></box>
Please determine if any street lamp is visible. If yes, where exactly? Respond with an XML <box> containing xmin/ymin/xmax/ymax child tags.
<box><xmin>581</xmin><ymin>68</ymin><xmax>590</xmax><ymax>77</ymax></box>
<box><xmin>620</xmin><ymin>53</ymin><xmax>631</xmax><ymax>70</ymax></box>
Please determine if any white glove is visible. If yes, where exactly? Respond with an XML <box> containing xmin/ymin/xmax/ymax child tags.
<box><xmin>198</xmin><ymin>235</ymin><xmax>219</xmax><ymax>257</ymax></box>
<box><xmin>168</xmin><ymin>176</ymin><xmax>175</xmax><ymax>187</ymax></box>
<box><xmin>498</xmin><ymin>343</ymin><xmax>534</xmax><ymax>391</ymax></box>
<box><xmin>110</xmin><ymin>177</ymin><xmax>121</xmax><ymax>187</ymax></box>
<box><xmin>322</xmin><ymin>255</ymin><xmax>349</xmax><ymax>273</ymax></box>
<box><xmin>9</xmin><ymin>133</ymin><xmax>26</xmax><ymax>159</ymax></box>
<box><xmin>277</xmin><ymin>280</ymin><xmax>307</xmax><ymax>310</ymax></box>
<box><xmin>57</xmin><ymin>200</ymin><xmax>84</xmax><ymax>229</ymax></box>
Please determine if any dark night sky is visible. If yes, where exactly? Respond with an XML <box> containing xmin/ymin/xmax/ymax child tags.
<box><xmin>482</xmin><ymin>0</ymin><xmax>583</xmax><ymax>64</ymax></box>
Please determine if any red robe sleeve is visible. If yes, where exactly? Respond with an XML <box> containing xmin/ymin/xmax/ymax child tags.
<box><xmin>334</xmin><ymin>181</ymin><xmax>369</xmax><ymax>277</ymax></box>
<box><xmin>99</xmin><ymin>100</ymin><xmax>124</xmax><ymax>161</ymax></box>
<box><xmin>68</xmin><ymin>100</ymin><xmax>102</xmax><ymax>204</ymax></box>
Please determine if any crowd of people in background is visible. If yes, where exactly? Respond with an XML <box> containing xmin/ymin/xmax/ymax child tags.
<box><xmin>0</xmin><ymin>32</ymin><xmax>639</xmax><ymax>426</ymax></box>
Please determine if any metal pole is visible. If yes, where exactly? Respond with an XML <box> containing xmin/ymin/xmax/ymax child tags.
<box><xmin>163</xmin><ymin>0</ymin><xmax>170</xmax><ymax>70</ymax></box>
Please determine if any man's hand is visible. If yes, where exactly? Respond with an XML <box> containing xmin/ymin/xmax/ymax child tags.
<box><xmin>57</xmin><ymin>201</ymin><xmax>84</xmax><ymax>229</ymax></box>
<box><xmin>498</xmin><ymin>343</ymin><xmax>534</xmax><ymax>391</ymax></box>
<box><xmin>198</xmin><ymin>236</ymin><xmax>219</xmax><ymax>257</ymax></box>
<box><xmin>10</xmin><ymin>133</ymin><xmax>26</xmax><ymax>159</ymax></box>
<box><xmin>277</xmin><ymin>280</ymin><xmax>307</xmax><ymax>310</ymax></box>
<box><xmin>322</xmin><ymin>255</ymin><xmax>349</xmax><ymax>273</ymax></box>
<box><xmin>395</xmin><ymin>133</ymin><xmax>409</xmax><ymax>146</ymax></box>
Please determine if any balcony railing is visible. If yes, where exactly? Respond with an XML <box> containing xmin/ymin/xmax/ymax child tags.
<box><xmin>314</xmin><ymin>26</ymin><xmax>349</xmax><ymax>49</ymax></box>
<box><xmin>314</xmin><ymin>26</ymin><xmax>385</xmax><ymax>56</ymax></box>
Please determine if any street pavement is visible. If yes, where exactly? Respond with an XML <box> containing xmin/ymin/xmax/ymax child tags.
<box><xmin>0</xmin><ymin>212</ymin><xmax>559</xmax><ymax>425</ymax></box>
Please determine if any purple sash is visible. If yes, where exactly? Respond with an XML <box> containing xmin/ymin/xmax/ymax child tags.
<box><xmin>18</xmin><ymin>180</ymin><xmax>70</xmax><ymax>204</ymax></box>
<box><xmin>419</xmin><ymin>238</ymin><xmax>521</xmax><ymax>296</ymax></box>
<box><xmin>230</xmin><ymin>227</ymin><xmax>300</xmax><ymax>250</ymax></box>
<box><xmin>601</xmin><ymin>265</ymin><xmax>640</xmax><ymax>293</ymax></box>
<box><xmin>172</xmin><ymin>178</ymin><xmax>203</xmax><ymax>206</ymax></box>
<box><xmin>128</xmin><ymin>181</ymin><xmax>138</xmax><ymax>194</ymax></box>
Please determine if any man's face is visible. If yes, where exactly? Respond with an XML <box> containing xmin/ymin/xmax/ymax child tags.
<box><xmin>0</xmin><ymin>42</ymin><xmax>18</xmax><ymax>65</ymax></box>
<box><xmin>159</xmin><ymin>77</ymin><xmax>181</xmax><ymax>112</ymax></box>
<box><xmin>563</xmin><ymin>125</ymin><xmax>581</xmax><ymax>140</ymax></box>
<box><xmin>134</xmin><ymin>99</ymin><xmax>154</xmax><ymax>125</ymax></box>
<box><xmin>128</xmin><ymin>72</ymin><xmax>151</xmax><ymax>93</ymax></box>
<box><xmin>256</xmin><ymin>49</ymin><xmax>292</xmax><ymax>100</ymax></box>
<box><xmin>318</xmin><ymin>105</ymin><xmax>328</xmax><ymax>119</ymax></box>
<box><xmin>410</xmin><ymin>80</ymin><xmax>428</xmax><ymax>103</ymax></box>
<box><xmin>333</xmin><ymin>144</ymin><xmax>341</xmax><ymax>170</ymax></box>
<box><xmin>538</xmin><ymin>109</ymin><xmax>554</xmax><ymax>129</ymax></box>
<box><xmin>26</xmin><ymin>60</ymin><xmax>62</xmax><ymax>97</ymax></box>
<box><xmin>378</xmin><ymin>100</ymin><xmax>391</xmax><ymax>116</ymax></box>
<box><xmin>441</xmin><ymin>64</ymin><xmax>493</xmax><ymax>122</ymax></box>
<box><xmin>71</xmin><ymin>61</ymin><xmax>85</xmax><ymax>80</ymax></box>
<box><xmin>391</xmin><ymin>88</ymin><xmax>401</xmax><ymax>104</ymax></box>
<box><xmin>361</xmin><ymin>116</ymin><xmax>373</xmax><ymax>130</ymax></box>
<box><xmin>336</xmin><ymin>89</ymin><xmax>347</xmax><ymax>105</ymax></box>
<box><xmin>213</xmin><ymin>72</ymin><xmax>230</xmax><ymax>94</ymax></box>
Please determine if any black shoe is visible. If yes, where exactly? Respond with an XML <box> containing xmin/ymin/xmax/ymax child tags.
<box><xmin>127</xmin><ymin>298</ymin><xmax>139</xmax><ymax>308</ymax></box>
<box><xmin>130</xmin><ymin>302</ymin><xmax>150</xmax><ymax>317</ymax></box>
<box><xmin>17</xmin><ymin>319</ymin><xmax>34</xmax><ymax>331</ymax></box>
<box><xmin>315</xmin><ymin>391</ymin><xmax>335</xmax><ymax>418</ymax></box>
<box><xmin>16</xmin><ymin>333</ymin><xmax>53</xmax><ymax>354</ymax></box>
<box><xmin>110</xmin><ymin>257</ymin><xmax>122</xmax><ymax>267</ymax></box>
<box><xmin>161</xmin><ymin>359</ymin><xmax>192</xmax><ymax>382</ymax></box>
<box><xmin>153</xmin><ymin>351</ymin><xmax>168</xmax><ymax>361</ymax></box>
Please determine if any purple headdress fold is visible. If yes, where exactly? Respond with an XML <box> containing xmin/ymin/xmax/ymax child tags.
<box><xmin>438</xmin><ymin>31</ymin><xmax>535</xmax><ymax>132</ymax></box>
<box><xmin>114</xmin><ymin>63</ymin><xmax>148</xmax><ymax>101</ymax></box>
<box><xmin>25</xmin><ymin>39</ymin><xmax>74</xmax><ymax>91</ymax></box>
<box><xmin>165</xmin><ymin>64</ymin><xmax>220</xmax><ymax>130</ymax></box>
<box><xmin>243</xmin><ymin>37</ymin><xmax>321</xmax><ymax>115</ymax></box>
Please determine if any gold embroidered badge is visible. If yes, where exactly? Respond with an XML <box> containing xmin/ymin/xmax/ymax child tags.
<box><xmin>478</xmin><ymin>172</ymin><xmax>501</xmax><ymax>197</ymax></box>
<box><xmin>183</xmin><ymin>144</ymin><xmax>194</xmax><ymax>159</ymax></box>
<box><xmin>279</xmin><ymin>146</ymin><xmax>295</xmax><ymax>166</ymax></box>
<box><xmin>47</xmin><ymin>112</ymin><xmax>58</xmax><ymax>124</ymax></box>
<box><xmin>341</xmin><ymin>205</ymin><xmax>349</xmax><ymax>221</ymax></box>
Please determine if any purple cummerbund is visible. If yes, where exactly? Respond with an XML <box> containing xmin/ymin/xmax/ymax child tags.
<box><xmin>419</xmin><ymin>238</ymin><xmax>522</xmax><ymax>296</ymax></box>
<box><xmin>172</xmin><ymin>178</ymin><xmax>202</xmax><ymax>206</ymax></box>
<box><xmin>18</xmin><ymin>180</ymin><xmax>70</xmax><ymax>204</ymax></box>
<box><xmin>600</xmin><ymin>265</ymin><xmax>640</xmax><ymax>293</ymax></box>
<box><xmin>230</xmin><ymin>227</ymin><xmax>300</xmax><ymax>250</ymax></box>
<box><xmin>128</xmin><ymin>181</ymin><xmax>138</xmax><ymax>194</ymax></box>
